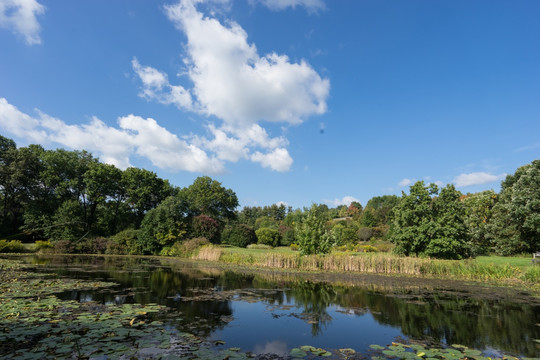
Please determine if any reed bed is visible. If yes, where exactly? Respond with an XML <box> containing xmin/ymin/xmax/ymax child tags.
<box><xmin>191</xmin><ymin>245</ymin><xmax>539</xmax><ymax>284</ymax></box>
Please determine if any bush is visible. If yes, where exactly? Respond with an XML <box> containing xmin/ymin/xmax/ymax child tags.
<box><xmin>357</xmin><ymin>227</ymin><xmax>373</xmax><ymax>241</ymax></box>
<box><xmin>35</xmin><ymin>240</ymin><xmax>53</xmax><ymax>251</ymax></box>
<box><xmin>53</xmin><ymin>240</ymin><xmax>75</xmax><ymax>254</ymax></box>
<box><xmin>75</xmin><ymin>237</ymin><xmax>108</xmax><ymax>254</ymax></box>
<box><xmin>221</xmin><ymin>224</ymin><xmax>257</xmax><ymax>248</ymax></box>
<box><xmin>255</xmin><ymin>227</ymin><xmax>281</xmax><ymax>247</ymax></box>
<box><xmin>354</xmin><ymin>244</ymin><xmax>378</xmax><ymax>253</ymax></box>
<box><xmin>0</xmin><ymin>240</ymin><xmax>25</xmax><ymax>253</ymax></box>
<box><xmin>290</xmin><ymin>243</ymin><xmax>299</xmax><ymax>251</ymax></box>
<box><xmin>192</xmin><ymin>215</ymin><xmax>221</xmax><ymax>244</ymax></box>
<box><xmin>279</xmin><ymin>225</ymin><xmax>295</xmax><ymax>246</ymax></box>
<box><xmin>106</xmin><ymin>229</ymin><xmax>141</xmax><ymax>255</ymax></box>
<box><xmin>169</xmin><ymin>237</ymin><xmax>210</xmax><ymax>257</ymax></box>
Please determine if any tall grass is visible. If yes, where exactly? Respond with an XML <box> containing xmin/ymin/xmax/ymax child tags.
<box><xmin>191</xmin><ymin>246</ymin><xmax>539</xmax><ymax>284</ymax></box>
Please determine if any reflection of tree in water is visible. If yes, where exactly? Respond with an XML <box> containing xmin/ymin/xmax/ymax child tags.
<box><xmin>34</xmin><ymin>256</ymin><xmax>540</xmax><ymax>357</ymax></box>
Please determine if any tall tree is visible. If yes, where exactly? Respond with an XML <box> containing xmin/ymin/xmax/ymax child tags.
<box><xmin>390</xmin><ymin>181</ymin><xmax>469</xmax><ymax>259</ymax></box>
<box><xmin>123</xmin><ymin>167</ymin><xmax>173</xmax><ymax>228</ymax></box>
<box><xmin>487</xmin><ymin>160</ymin><xmax>540</xmax><ymax>255</ymax></box>
<box><xmin>295</xmin><ymin>204</ymin><xmax>334</xmax><ymax>255</ymax></box>
<box><xmin>180</xmin><ymin>176</ymin><xmax>238</xmax><ymax>221</ymax></box>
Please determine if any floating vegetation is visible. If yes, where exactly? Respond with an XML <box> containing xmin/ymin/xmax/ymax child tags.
<box><xmin>367</xmin><ymin>342</ymin><xmax>540</xmax><ymax>360</ymax></box>
<box><xmin>0</xmin><ymin>258</ymin><xmax>254</xmax><ymax>359</ymax></box>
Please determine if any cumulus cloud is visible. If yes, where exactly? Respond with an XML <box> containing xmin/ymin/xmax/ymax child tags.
<box><xmin>324</xmin><ymin>196</ymin><xmax>360</xmax><ymax>207</ymax></box>
<box><xmin>453</xmin><ymin>172</ymin><xmax>506</xmax><ymax>187</ymax></box>
<box><xmin>0</xmin><ymin>0</ymin><xmax>45</xmax><ymax>45</ymax></box>
<box><xmin>131</xmin><ymin>0</ymin><xmax>329</xmax><ymax>172</ymax></box>
<box><xmin>254</xmin><ymin>0</ymin><xmax>325</xmax><ymax>12</ymax></box>
<box><xmin>132</xmin><ymin>58</ymin><xmax>193</xmax><ymax>110</ymax></box>
<box><xmin>251</xmin><ymin>148</ymin><xmax>293</xmax><ymax>172</ymax></box>
<box><xmin>0</xmin><ymin>98</ymin><xmax>225</xmax><ymax>174</ymax></box>
<box><xmin>155</xmin><ymin>1</ymin><xmax>329</xmax><ymax>125</ymax></box>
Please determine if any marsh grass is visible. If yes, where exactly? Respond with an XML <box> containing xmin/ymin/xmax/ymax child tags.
<box><xmin>192</xmin><ymin>246</ymin><xmax>540</xmax><ymax>284</ymax></box>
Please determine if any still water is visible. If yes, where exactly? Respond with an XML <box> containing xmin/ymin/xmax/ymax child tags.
<box><xmin>25</xmin><ymin>256</ymin><xmax>540</xmax><ymax>357</ymax></box>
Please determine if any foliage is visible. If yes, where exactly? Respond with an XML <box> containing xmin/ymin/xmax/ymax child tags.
<box><xmin>390</xmin><ymin>182</ymin><xmax>469</xmax><ymax>259</ymax></box>
<box><xmin>0</xmin><ymin>239</ymin><xmax>24</xmax><ymax>253</ymax></box>
<box><xmin>295</xmin><ymin>204</ymin><xmax>334</xmax><ymax>255</ymax></box>
<box><xmin>221</xmin><ymin>224</ymin><xmax>257</xmax><ymax>248</ymax></box>
<box><xmin>279</xmin><ymin>224</ymin><xmax>295</xmax><ymax>246</ymax></box>
<box><xmin>180</xmin><ymin>176</ymin><xmax>238</xmax><ymax>221</ymax></box>
<box><xmin>137</xmin><ymin>196</ymin><xmax>189</xmax><ymax>254</ymax></box>
<box><xmin>462</xmin><ymin>190</ymin><xmax>497</xmax><ymax>256</ymax></box>
<box><xmin>192</xmin><ymin>215</ymin><xmax>221</xmax><ymax>244</ymax></box>
<box><xmin>357</xmin><ymin>227</ymin><xmax>373</xmax><ymax>241</ymax></box>
<box><xmin>255</xmin><ymin>227</ymin><xmax>281</xmax><ymax>247</ymax></box>
<box><xmin>486</xmin><ymin>160</ymin><xmax>540</xmax><ymax>255</ymax></box>
<box><xmin>246</xmin><ymin>243</ymin><xmax>273</xmax><ymax>250</ymax></box>
<box><xmin>105</xmin><ymin>228</ymin><xmax>140</xmax><ymax>255</ymax></box>
<box><xmin>75</xmin><ymin>237</ymin><xmax>109</xmax><ymax>254</ymax></box>
<box><xmin>161</xmin><ymin>237</ymin><xmax>210</xmax><ymax>257</ymax></box>
<box><xmin>34</xmin><ymin>240</ymin><xmax>53</xmax><ymax>251</ymax></box>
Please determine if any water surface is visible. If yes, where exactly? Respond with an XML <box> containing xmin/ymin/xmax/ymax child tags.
<box><xmin>24</xmin><ymin>255</ymin><xmax>540</xmax><ymax>357</ymax></box>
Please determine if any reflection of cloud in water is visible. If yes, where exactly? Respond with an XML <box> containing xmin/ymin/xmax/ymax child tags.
<box><xmin>254</xmin><ymin>340</ymin><xmax>288</xmax><ymax>356</ymax></box>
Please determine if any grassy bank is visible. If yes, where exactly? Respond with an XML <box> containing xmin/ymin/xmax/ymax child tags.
<box><xmin>193</xmin><ymin>246</ymin><xmax>540</xmax><ymax>287</ymax></box>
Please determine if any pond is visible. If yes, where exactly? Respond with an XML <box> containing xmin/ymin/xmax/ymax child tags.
<box><xmin>14</xmin><ymin>255</ymin><xmax>540</xmax><ymax>358</ymax></box>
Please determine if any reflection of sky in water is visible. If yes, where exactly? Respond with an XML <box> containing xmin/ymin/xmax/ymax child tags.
<box><xmin>209</xmin><ymin>300</ymin><xmax>404</xmax><ymax>355</ymax></box>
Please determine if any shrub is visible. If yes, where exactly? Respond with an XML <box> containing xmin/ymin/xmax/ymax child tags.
<box><xmin>192</xmin><ymin>215</ymin><xmax>221</xmax><ymax>244</ymax></box>
<box><xmin>354</xmin><ymin>244</ymin><xmax>378</xmax><ymax>253</ymax></box>
<box><xmin>106</xmin><ymin>229</ymin><xmax>141</xmax><ymax>255</ymax></box>
<box><xmin>162</xmin><ymin>238</ymin><xmax>211</xmax><ymax>257</ymax></box>
<box><xmin>255</xmin><ymin>227</ymin><xmax>281</xmax><ymax>247</ymax></box>
<box><xmin>221</xmin><ymin>224</ymin><xmax>257</xmax><ymax>248</ymax></box>
<box><xmin>279</xmin><ymin>225</ymin><xmax>295</xmax><ymax>246</ymax></box>
<box><xmin>53</xmin><ymin>240</ymin><xmax>75</xmax><ymax>254</ymax></box>
<box><xmin>290</xmin><ymin>243</ymin><xmax>299</xmax><ymax>251</ymax></box>
<box><xmin>75</xmin><ymin>237</ymin><xmax>108</xmax><ymax>254</ymax></box>
<box><xmin>357</xmin><ymin>227</ymin><xmax>373</xmax><ymax>241</ymax></box>
<box><xmin>35</xmin><ymin>240</ymin><xmax>53</xmax><ymax>251</ymax></box>
<box><xmin>0</xmin><ymin>240</ymin><xmax>25</xmax><ymax>253</ymax></box>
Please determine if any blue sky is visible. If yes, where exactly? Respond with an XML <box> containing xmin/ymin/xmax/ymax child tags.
<box><xmin>0</xmin><ymin>0</ymin><xmax>539</xmax><ymax>209</ymax></box>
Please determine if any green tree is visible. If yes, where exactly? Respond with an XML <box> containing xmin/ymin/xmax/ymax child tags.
<box><xmin>123</xmin><ymin>167</ymin><xmax>173</xmax><ymax>228</ymax></box>
<box><xmin>137</xmin><ymin>195</ymin><xmax>189</xmax><ymax>254</ymax></box>
<box><xmin>255</xmin><ymin>227</ymin><xmax>281</xmax><ymax>247</ymax></box>
<box><xmin>221</xmin><ymin>224</ymin><xmax>257</xmax><ymax>248</ymax></box>
<box><xmin>462</xmin><ymin>190</ymin><xmax>497</xmax><ymax>256</ymax></box>
<box><xmin>295</xmin><ymin>204</ymin><xmax>334</xmax><ymax>255</ymax></box>
<box><xmin>180</xmin><ymin>176</ymin><xmax>238</xmax><ymax>222</ymax></box>
<box><xmin>487</xmin><ymin>160</ymin><xmax>540</xmax><ymax>255</ymax></box>
<box><xmin>390</xmin><ymin>182</ymin><xmax>469</xmax><ymax>259</ymax></box>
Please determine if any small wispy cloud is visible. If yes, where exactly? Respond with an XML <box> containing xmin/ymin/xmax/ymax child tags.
<box><xmin>323</xmin><ymin>195</ymin><xmax>360</xmax><ymax>207</ymax></box>
<box><xmin>453</xmin><ymin>172</ymin><xmax>506</xmax><ymax>187</ymax></box>
<box><xmin>398</xmin><ymin>178</ymin><xmax>413</xmax><ymax>187</ymax></box>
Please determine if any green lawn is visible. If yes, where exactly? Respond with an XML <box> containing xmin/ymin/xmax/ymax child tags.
<box><xmin>474</xmin><ymin>255</ymin><xmax>536</xmax><ymax>270</ymax></box>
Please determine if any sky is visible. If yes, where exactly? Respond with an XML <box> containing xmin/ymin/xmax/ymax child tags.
<box><xmin>0</xmin><ymin>0</ymin><xmax>539</xmax><ymax>209</ymax></box>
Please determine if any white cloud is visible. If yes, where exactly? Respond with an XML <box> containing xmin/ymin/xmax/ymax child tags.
<box><xmin>0</xmin><ymin>98</ymin><xmax>225</xmax><ymax>174</ymax></box>
<box><xmin>132</xmin><ymin>58</ymin><xmax>193</xmax><ymax>110</ymax></box>
<box><xmin>254</xmin><ymin>0</ymin><xmax>325</xmax><ymax>12</ymax></box>
<box><xmin>324</xmin><ymin>196</ymin><xmax>360</xmax><ymax>207</ymax></box>
<box><xmin>153</xmin><ymin>1</ymin><xmax>329</xmax><ymax>125</ymax></box>
<box><xmin>251</xmin><ymin>148</ymin><xmax>293</xmax><ymax>172</ymax></box>
<box><xmin>131</xmin><ymin>0</ymin><xmax>328</xmax><ymax>172</ymax></box>
<box><xmin>398</xmin><ymin>178</ymin><xmax>413</xmax><ymax>187</ymax></box>
<box><xmin>453</xmin><ymin>172</ymin><xmax>506</xmax><ymax>187</ymax></box>
<box><xmin>0</xmin><ymin>0</ymin><xmax>45</xmax><ymax>45</ymax></box>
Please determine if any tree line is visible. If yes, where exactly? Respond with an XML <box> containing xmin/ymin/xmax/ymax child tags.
<box><xmin>0</xmin><ymin>135</ymin><xmax>538</xmax><ymax>258</ymax></box>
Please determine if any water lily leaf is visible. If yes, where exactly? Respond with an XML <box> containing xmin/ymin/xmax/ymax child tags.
<box><xmin>290</xmin><ymin>348</ymin><xmax>308</xmax><ymax>358</ymax></box>
<box><xmin>301</xmin><ymin>345</ymin><xmax>317</xmax><ymax>352</ymax></box>
<box><xmin>370</xmin><ymin>344</ymin><xmax>385</xmax><ymax>350</ymax></box>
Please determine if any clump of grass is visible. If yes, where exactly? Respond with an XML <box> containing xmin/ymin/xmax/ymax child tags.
<box><xmin>193</xmin><ymin>245</ymin><xmax>222</xmax><ymax>261</ymax></box>
<box><xmin>203</xmin><ymin>246</ymin><xmax>540</xmax><ymax>285</ymax></box>
<box><xmin>0</xmin><ymin>239</ymin><xmax>25</xmax><ymax>253</ymax></box>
